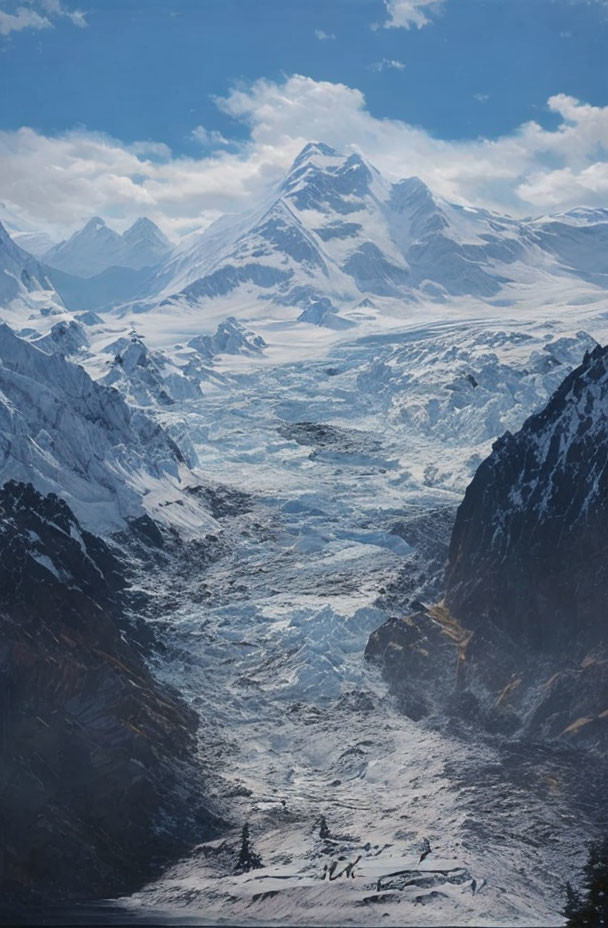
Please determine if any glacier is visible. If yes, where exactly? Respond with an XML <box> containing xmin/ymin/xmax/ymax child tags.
<box><xmin>2</xmin><ymin>142</ymin><xmax>608</xmax><ymax>925</ymax></box>
<box><xmin>77</xmin><ymin>318</ymin><xmax>608</xmax><ymax>927</ymax></box>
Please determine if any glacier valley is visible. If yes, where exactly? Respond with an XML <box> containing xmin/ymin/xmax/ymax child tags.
<box><xmin>51</xmin><ymin>316</ymin><xmax>608</xmax><ymax>927</ymax></box>
<box><xmin>2</xmin><ymin>143</ymin><xmax>608</xmax><ymax>926</ymax></box>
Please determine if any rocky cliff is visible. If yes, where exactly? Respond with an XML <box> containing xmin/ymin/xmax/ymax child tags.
<box><xmin>0</xmin><ymin>481</ymin><xmax>216</xmax><ymax>910</ymax></box>
<box><xmin>367</xmin><ymin>344</ymin><xmax>608</xmax><ymax>750</ymax></box>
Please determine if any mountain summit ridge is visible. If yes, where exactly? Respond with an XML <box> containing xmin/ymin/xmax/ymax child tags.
<box><xmin>139</xmin><ymin>141</ymin><xmax>608</xmax><ymax>323</ymax></box>
<box><xmin>43</xmin><ymin>215</ymin><xmax>171</xmax><ymax>278</ymax></box>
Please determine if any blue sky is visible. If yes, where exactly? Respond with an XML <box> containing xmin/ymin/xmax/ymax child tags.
<box><xmin>1</xmin><ymin>0</ymin><xmax>607</xmax><ymax>235</ymax></box>
<box><xmin>2</xmin><ymin>0</ymin><xmax>607</xmax><ymax>149</ymax></box>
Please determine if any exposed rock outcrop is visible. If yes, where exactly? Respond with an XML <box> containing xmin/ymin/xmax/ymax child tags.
<box><xmin>367</xmin><ymin>345</ymin><xmax>608</xmax><ymax>750</ymax></box>
<box><xmin>445</xmin><ymin>342</ymin><xmax>608</xmax><ymax>652</ymax></box>
<box><xmin>0</xmin><ymin>481</ymin><xmax>217</xmax><ymax>909</ymax></box>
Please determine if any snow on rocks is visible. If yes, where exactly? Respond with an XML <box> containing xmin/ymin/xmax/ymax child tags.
<box><xmin>187</xmin><ymin>316</ymin><xmax>267</xmax><ymax>360</ymax></box>
<box><xmin>0</xmin><ymin>322</ymin><xmax>214</xmax><ymax>536</ymax></box>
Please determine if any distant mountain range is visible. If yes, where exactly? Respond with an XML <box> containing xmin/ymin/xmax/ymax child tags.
<box><xmin>43</xmin><ymin>215</ymin><xmax>172</xmax><ymax>277</ymax></box>
<box><xmin>4</xmin><ymin>142</ymin><xmax>608</xmax><ymax>321</ymax></box>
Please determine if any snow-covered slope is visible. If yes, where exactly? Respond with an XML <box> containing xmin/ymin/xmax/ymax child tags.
<box><xmin>100</xmin><ymin>332</ymin><xmax>203</xmax><ymax>408</ymax></box>
<box><xmin>0</xmin><ymin>322</ymin><xmax>213</xmax><ymax>535</ymax></box>
<box><xmin>0</xmin><ymin>220</ymin><xmax>62</xmax><ymax>310</ymax></box>
<box><xmin>123</xmin><ymin>142</ymin><xmax>607</xmax><ymax>333</ymax></box>
<box><xmin>446</xmin><ymin>341</ymin><xmax>608</xmax><ymax>650</ymax></box>
<box><xmin>531</xmin><ymin>208</ymin><xmax>608</xmax><ymax>287</ymax></box>
<box><xmin>12</xmin><ymin>229</ymin><xmax>57</xmax><ymax>257</ymax></box>
<box><xmin>43</xmin><ymin>216</ymin><xmax>171</xmax><ymax>277</ymax></box>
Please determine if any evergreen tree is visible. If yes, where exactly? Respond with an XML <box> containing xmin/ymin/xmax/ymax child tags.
<box><xmin>235</xmin><ymin>822</ymin><xmax>263</xmax><ymax>873</ymax></box>
<box><xmin>565</xmin><ymin>882</ymin><xmax>583</xmax><ymax>927</ymax></box>
<box><xmin>564</xmin><ymin>838</ymin><xmax>608</xmax><ymax>927</ymax></box>
<box><xmin>318</xmin><ymin>814</ymin><xmax>331</xmax><ymax>841</ymax></box>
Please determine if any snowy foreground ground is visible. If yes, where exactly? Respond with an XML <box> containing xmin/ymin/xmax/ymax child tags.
<box><xmin>58</xmin><ymin>304</ymin><xmax>608</xmax><ymax>927</ymax></box>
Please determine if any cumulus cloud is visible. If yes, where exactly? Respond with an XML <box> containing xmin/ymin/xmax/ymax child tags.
<box><xmin>0</xmin><ymin>5</ymin><xmax>50</xmax><ymax>34</ymax></box>
<box><xmin>314</xmin><ymin>28</ymin><xmax>335</xmax><ymax>40</ymax></box>
<box><xmin>37</xmin><ymin>0</ymin><xmax>86</xmax><ymax>27</ymax></box>
<box><xmin>369</xmin><ymin>58</ymin><xmax>406</xmax><ymax>72</ymax></box>
<box><xmin>0</xmin><ymin>124</ymin><xmax>293</xmax><ymax>238</ymax></box>
<box><xmin>1</xmin><ymin>77</ymin><xmax>608</xmax><ymax>238</ymax></box>
<box><xmin>374</xmin><ymin>0</ymin><xmax>445</xmax><ymax>30</ymax></box>
<box><xmin>191</xmin><ymin>126</ymin><xmax>230</xmax><ymax>148</ymax></box>
<box><xmin>0</xmin><ymin>0</ymin><xmax>85</xmax><ymax>35</ymax></box>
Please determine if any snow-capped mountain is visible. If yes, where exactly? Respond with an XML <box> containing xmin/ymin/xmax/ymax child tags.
<box><xmin>0</xmin><ymin>201</ymin><xmax>58</xmax><ymax>257</ymax></box>
<box><xmin>5</xmin><ymin>145</ymin><xmax>608</xmax><ymax>331</ymax></box>
<box><xmin>186</xmin><ymin>316</ymin><xmax>266</xmax><ymax>360</ymax></box>
<box><xmin>120</xmin><ymin>217</ymin><xmax>173</xmax><ymax>269</ymax></box>
<box><xmin>43</xmin><ymin>216</ymin><xmax>171</xmax><ymax>277</ymax></box>
<box><xmin>0</xmin><ymin>219</ymin><xmax>145</xmax><ymax>315</ymax></box>
<box><xmin>0</xmin><ymin>220</ymin><xmax>62</xmax><ymax>309</ymax></box>
<box><xmin>7</xmin><ymin>143</ymin><xmax>608</xmax><ymax>334</ymax></box>
<box><xmin>129</xmin><ymin>142</ymin><xmax>608</xmax><ymax>329</ymax></box>
<box><xmin>0</xmin><ymin>322</ymin><xmax>213</xmax><ymax>535</ymax></box>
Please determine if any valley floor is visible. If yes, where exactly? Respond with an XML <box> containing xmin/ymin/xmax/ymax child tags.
<box><xmin>54</xmin><ymin>315</ymin><xmax>608</xmax><ymax>926</ymax></box>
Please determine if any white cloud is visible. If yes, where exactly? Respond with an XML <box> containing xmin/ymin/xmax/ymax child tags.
<box><xmin>0</xmin><ymin>6</ymin><xmax>50</xmax><ymax>35</ymax></box>
<box><xmin>192</xmin><ymin>126</ymin><xmax>230</xmax><ymax>148</ymax></box>
<box><xmin>0</xmin><ymin>0</ymin><xmax>85</xmax><ymax>36</ymax></box>
<box><xmin>314</xmin><ymin>28</ymin><xmax>335</xmax><ymax>40</ymax></box>
<box><xmin>1</xmin><ymin>78</ymin><xmax>608</xmax><ymax>238</ymax></box>
<box><xmin>474</xmin><ymin>93</ymin><xmax>490</xmax><ymax>103</ymax></box>
<box><xmin>369</xmin><ymin>58</ymin><xmax>406</xmax><ymax>72</ymax></box>
<box><xmin>217</xmin><ymin>80</ymin><xmax>608</xmax><ymax>214</ymax></box>
<box><xmin>36</xmin><ymin>0</ymin><xmax>86</xmax><ymax>27</ymax></box>
<box><xmin>374</xmin><ymin>0</ymin><xmax>445</xmax><ymax>30</ymax></box>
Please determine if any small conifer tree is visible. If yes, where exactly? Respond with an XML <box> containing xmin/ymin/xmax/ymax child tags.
<box><xmin>564</xmin><ymin>838</ymin><xmax>608</xmax><ymax>927</ymax></box>
<box><xmin>318</xmin><ymin>814</ymin><xmax>331</xmax><ymax>840</ymax></box>
<box><xmin>235</xmin><ymin>822</ymin><xmax>263</xmax><ymax>873</ymax></box>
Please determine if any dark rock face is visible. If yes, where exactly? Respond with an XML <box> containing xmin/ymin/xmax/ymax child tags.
<box><xmin>367</xmin><ymin>346</ymin><xmax>608</xmax><ymax>750</ymax></box>
<box><xmin>0</xmin><ymin>481</ymin><xmax>215</xmax><ymax>908</ymax></box>
<box><xmin>445</xmin><ymin>343</ymin><xmax>608</xmax><ymax>653</ymax></box>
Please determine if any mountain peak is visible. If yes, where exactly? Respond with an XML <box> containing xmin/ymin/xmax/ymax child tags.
<box><xmin>126</xmin><ymin>216</ymin><xmax>158</xmax><ymax>233</ymax></box>
<box><xmin>123</xmin><ymin>217</ymin><xmax>170</xmax><ymax>246</ymax></box>
<box><xmin>284</xmin><ymin>142</ymin><xmax>346</xmax><ymax>184</ymax></box>
<box><xmin>280</xmin><ymin>142</ymin><xmax>375</xmax><ymax>214</ymax></box>
<box><xmin>82</xmin><ymin>216</ymin><xmax>110</xmax><ymax>233</ymax></box>
<box><xmin>291</xmin><ymin>141</ymin><xmax>340</xmax><ymax>168</ymax></box>
<box><xmin>43</xmin><ymin>215</ymin><xmax>171</xmax><ymax>276</ymax></box>
<box><xmin>390</xmin><ymin>175</ymin><xmax>435</xmax><ymax>206</ymax></box>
